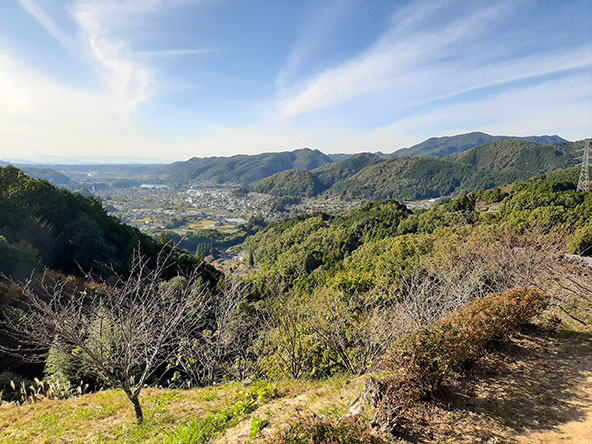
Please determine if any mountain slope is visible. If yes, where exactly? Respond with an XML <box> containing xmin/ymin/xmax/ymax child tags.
<box><xmin>324</xmin><ymin>139</ymin><xmax>580</xmax><ymax>201</ymax></box>
<box><xmin>246</xmin><ymin>170</ymin><xmax>321</xmax><ymax>197</ymax></box>
<box><xmin>313</xmin><ymin>153</ymin><xmax>385</xmax><ymax>190</ymax></box>
<box><xmin>454</xmin><ymin>140</ymin><xmax>578</xmax><ymax>172</ymax></box>
<box><xmin>246</xmin><ymin>153</ymin><xmax>384</xmax><ymax>197</ymax></box>
<box><xmin>391</xmin><ymin>132</ymin><xmax>567</xmax><ymax>158</ymax></box>
<box><xmin>0</xmin><ymin>166</ymin><xmax>218</xmax><ymax>281</ymax></box>
<box><xmin>325</xmin><ymin>157</ymin><xmax>473</xmax><ymax>200</ymax></box>
<box><xmin>159</xmin><ymin>148</ymin><xmax>332</xmax><ymax>186</ymax></box>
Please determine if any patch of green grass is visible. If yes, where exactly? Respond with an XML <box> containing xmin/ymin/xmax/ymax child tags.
<box><xmin>0</xmin><ymin>378</ymin><xmax>363</xmax><ymax>444</ymax></box>
<box><xmin>316</xmin><ymin>404</ymin><xmax>347</xmax><ymax>419</ymax></box>
<box><xmin>200</xmin><ymin>391</ymin><xmax>218</xmax><ymax>402</ymax></box>
<box><xmin>38</xmin><ymin>412</ymin><xmax>60</xmax><ymax>426</ymax></box>
<box><xmin>164</xmin><ymin>382</ymin><xmax>277</xmax><ymax>444</ymax></box>
<box><xmin>249</xmin><ymin>416</ymin><xmax>269</xmax><ymax>439</ymax></box>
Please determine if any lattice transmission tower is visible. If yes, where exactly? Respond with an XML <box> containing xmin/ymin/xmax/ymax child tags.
<box><xmin>577</xmin><ymin>138</ymin><xmax>591</xmax><ymax>192</ymax></box>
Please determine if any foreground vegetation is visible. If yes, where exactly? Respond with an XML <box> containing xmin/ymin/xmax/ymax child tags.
<box><xmin>1</xmin><ymin>163</ymin><xmax>591</xmax><ymax>442</ymax></box>
<box><xmin>0</xmin><ymin>377</ymin><xmax>362</xmax><ymax>444</ymax></box>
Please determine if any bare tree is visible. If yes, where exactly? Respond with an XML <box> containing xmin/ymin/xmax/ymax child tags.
<box><xmin>262</xmin><ymin>289</ymin><xmax>309</xmax><ymax>379</ymax></box>
<box><xmin>173</xmin><ymin>276</ymin><xmax>251</xmax><ymax>386</ymax></box>
<box><xmin>1</xmin><ymin>249</ymin><xmax>209</xmax><ymax>424</ymax></box>
<box><xmin>397</xmin><ymin>229</ymin><xmax>566</xmax><ymax>327</ymax></box>
<box><xmin>305</xmin><ymin>289</ymin><xmax>404</xmax><ymax>375</ymax></box>
<box><xmin>544</xmin><ymin>254</ymin><xmax>592</xmax><ymax>326</ymax></box>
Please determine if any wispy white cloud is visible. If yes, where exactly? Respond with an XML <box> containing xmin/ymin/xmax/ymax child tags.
<box><xmin>3</xmin><ymin>0</ymin><xmax>590</xmax><ymax>161</ymax></box>
<box><xmin>276</xmin><ymin>0</ymin><xmax>353</xmax><ymax>92</ymax></box>
<box><xmin>136</xmin><ymin>48</ymin><xmax>217</xmax><ymax>57</ymax></box>
<box><xmin>276</xmin><ymin>0</ymin><xmax>592</xmax><ymax>121</ymax></box>
<box><xmin>278</xmin><ymin>1</ymin><xmax>509</xmax><ymax>118</ymax></box>
<box><xmin>18</xmin><ymin>0</ymin><xmax>211</xmax><ymax>115</ymax></box>
<box><xmin>71</xmin><ymin>0</ymin><xmax>162</xmax><ymax>114</ymax></box>
<box><xmin>19</xmin><ymin>0</ymin><xmax>78</xmax><ymax>51</ymax></box>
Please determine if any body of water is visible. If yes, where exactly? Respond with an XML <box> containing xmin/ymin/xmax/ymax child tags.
<box><xmin>140</xmin><ymin>183</ymin><xmax>170</xmax><ymax>189</ymax></box>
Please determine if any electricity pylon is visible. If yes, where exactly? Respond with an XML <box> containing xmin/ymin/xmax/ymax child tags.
<box><xmin>577</xmin><ymin>139</ymin><xmax>591</xmax><ymax>192</ymax></box>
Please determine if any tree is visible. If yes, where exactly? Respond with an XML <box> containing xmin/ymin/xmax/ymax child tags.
<box><xmin>172</xmin><ymin>276</ymin><xmax>252</xmax><ymax>386</ymax></box>
<box><xmin>1</xmin><ymin>249</ymin><xmax>209</xmax><ymax>424</ymax></box>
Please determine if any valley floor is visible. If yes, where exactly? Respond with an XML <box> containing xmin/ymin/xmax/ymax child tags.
<box><xmin>1</xmin><ymin>326</ymin><xmax>590</xmax><ymax>443</ymax></box>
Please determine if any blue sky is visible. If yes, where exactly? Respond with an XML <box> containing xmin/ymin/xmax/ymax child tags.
<box><xmin>0</xmin><ymin>0</ymin><xmax>590</xmax><ymax>162</ymax></box>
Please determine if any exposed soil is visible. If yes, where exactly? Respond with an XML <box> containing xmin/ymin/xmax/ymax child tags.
<box><xmin>388</xmin><ymin>326</ymin><xmax>592</xmax><ymax>443</ymax></box>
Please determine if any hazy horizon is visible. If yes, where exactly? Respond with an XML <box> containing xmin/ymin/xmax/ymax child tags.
<box><xmin>0</xmin><ymin>131</ymin><xmax>576</xmax><ymax>165</ymax></box>
<box><xmin>1</xmin><ymin>0</ymin><xmax>591</xmax><ymax>162</ymax></box>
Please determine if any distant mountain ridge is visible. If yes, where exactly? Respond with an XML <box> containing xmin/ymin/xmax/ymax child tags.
<box><xmin>158</xmin><ymin>148</ymin><xmax>332</xmax><ymax>186</ymax></box>
<box><xmin>390</xmin><ymin>132</ymin><xmax>567</xmax><ymax>158</ymax></box>
<box><xmin>327</xmin><ymin>139</ymin><xmax>579</xmax><ymax>201</ymax></box>
<box><xmin>247</xmin><ymin>153</ymin><xmax>383</xmax><ymax>196</ymax></box>
<box><xmin>5</xmin><ymin>132</ymin><xmax>572</xmax><ymax>193</ymax></box>
<box><xmin>247</xmin><ymin>139</ymin><xmax>581</xmax><ymax>201</ymax></box>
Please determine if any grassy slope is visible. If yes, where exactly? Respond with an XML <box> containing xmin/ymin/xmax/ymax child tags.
<box><xmin>0</xmin><ymin>377</ymin><xmax>363</xmax><ymax>444</ymax></box>
<box><xmin>2</xmin><ymin>325</ymin><xmax>589</xmax><ymax>444</ymax></box>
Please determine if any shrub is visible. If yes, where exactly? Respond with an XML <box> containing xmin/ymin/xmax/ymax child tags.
<box><xmin>360</xmin><ymin>288</ymin><xmax>549</xmax><ymax>435</ymax></box>
<box><xmin>269</xmin><ymin>416</ymin><xmax>384</xmax><ymax>444</ymax></box>
<box><xmin>568</xmin><ymin>221</ymin><xmax>592</xmax><ymax>256</ymax></box>
<box><xmin>383</xmin><ymin>287</ymin><xmax>549</xmax><ymax>396</ymax></box>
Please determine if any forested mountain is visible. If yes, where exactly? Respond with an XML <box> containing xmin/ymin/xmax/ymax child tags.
<box><xmin>19</xmin><ymin>167</ymin><xmax>77</xmax><ymax>187</ymax></box>
<box><xmin>247</xmin><ymin>139</ymin><xmax>581</xmax><ymax>201</ymax></box>
<box><xmin>246</xmin><ymin>153</ymin><xmax>383</xmax><ymax>197</ymax></box>
<box><xmin>325</xmin><ymin>157</ymin><xmax>472</xmax><ymax>200</ymax></box>
<box><xmin>454</xmin><ymin>139</ymin><xmax>578</xmax><ymax>172</ymax></box>
<box><xmin>313</xmin><ymin>153</ymin><xmax>385</xmax><ymax>189</ymax></box>
<box><xmin>243</xmin><ymin>167</ymin><xmax>591</xmax><ymax>288</ymax></box>
<box><xmin>390</xmin><ymin>131</ymin><xmax>567</xmax><ymax>158</ymax></box>
<box><xmin>246</xmin><ymin>170</ymin><xmax>321</xmax><ymax>197</ymax></box>
<box><xmin>158</xmin><ymin>148</ymin><xmax>332</xmax><ymax>186</ymax></box>
<box><xmin>0</xmin><ymin>166</ymin><xmax>218</xmax><ymax>282</ymax></box>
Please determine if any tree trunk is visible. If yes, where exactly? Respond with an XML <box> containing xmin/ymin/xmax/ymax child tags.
<box><xmin>125</xmin><ymin>390</ymin><xmax>144</xmax><ymax>424</ymax></box>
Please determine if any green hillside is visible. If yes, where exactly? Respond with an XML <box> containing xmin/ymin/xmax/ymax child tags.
<box><xmin>454</xmin><ymin>139</ymin><xmax>578</xmax><ymax>172</ymax></box>
<box><xmin>324</xmin><ymin>139</ymin><xmax>580</xmax><ymax>201</ymax></box>
<box><xmin>246</xmin><ymin>153</ymin><xmax>384</xmax><ymax>197</ymax></box>
<box><xmin>246</xmin><ymin>169</ymin><xmax>321</xmax><ymax>197</ymax></box>
<box><xmin>2</xmin><ymin>167</ymin><xmax>590</xmax><ymax>443</ymax></box>
<box><xmin>244</xmin><ymin>167</ymin><xmax>591</xmax><ymax>288</ymax></box>
<box><xmin>324</xmin><ymin>157</ymin><xmax>471</xmax><ymax>200</ymax></box>
<box><xmin>313</xmin><ymin>153</ymin><xmax>385</xmax><ymax>190</ymax></box>
<box><xmin>390</xmin><ymin>131</ymin><xmax>567</xmax><ymax>158</ymax></box>
<box><xmin>243</xmin><ymin>139</ymin><xmax>580</xmax><ymax>202</ymax></box>
<box><xmin>159</xmin><ymin>148</ymin><xmax>332</xmax><ymax>186</ymax></box>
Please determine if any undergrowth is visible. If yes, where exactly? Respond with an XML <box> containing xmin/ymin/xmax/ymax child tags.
<box><xmin>369</xmin><ymin>287</ymin><xmax>550</xmax><ymax>434</ymax></box>
<box><xmin>268</xmin><ymin>415</ymin><xmax>385</xmax><ymax>444</ymax></box>
<box><xmin>163</xmin><ymin>382</ymin><xmax>277</xmax><ymax>444</ymax></box>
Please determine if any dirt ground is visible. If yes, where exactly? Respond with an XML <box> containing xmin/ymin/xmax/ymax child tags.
<box><xmin>209</xmin><ymin>325</ymin><xmax>592</xmax><ymax>444</ymax></box>
<box><xmin>398</xmin><ymin>326</ymin><xmax>592</xmax><ymax>444</ymax></box>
